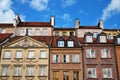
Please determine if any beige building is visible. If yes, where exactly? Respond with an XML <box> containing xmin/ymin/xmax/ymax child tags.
<box><xmin>0</xmin><ymin>35</ymin><xmax>51</xmax><ymax>80</ymax></box>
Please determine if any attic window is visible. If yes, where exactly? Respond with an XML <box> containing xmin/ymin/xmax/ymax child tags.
<box><xmin>100</xmin><ymin>36</ymin><xmax>106</xmax><ymax>43</ymax></box>
<box><xmin>86</xmin><ymin>36</ymin><xmax>93</xmax><ymax>43</ymax></box>
<box><xmin>67</xmin><ymin>41</ymin><xmax>74</xmax><ymax>47</ymax></box>
<box><xmin>1</xmin><ymin>28</ymin><xmax>6</xmax><ymax>33</ymax></box>
<box><xmin>58</xmin><ymin>41</ymin><xmax>64</xmax><ymax>47</ymax></box>
<box><xmin>93</xmin><ymin>32</ymin><xmax>98</xmax><ymax>38</ymax></box>
<box><xmin>117</xmin><ymin>38</ymin><xmax>120</xmax><ymax>44</ymax></box>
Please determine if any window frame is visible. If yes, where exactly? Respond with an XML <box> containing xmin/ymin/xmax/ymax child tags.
<box><xmin>2</xmin><ymin>66</ymin><xmax>9</xmax><ymax>76</ymax></box>
<box><xmin>20</xmin><ymin>28</ymin><xmax>26</xmax><ymax>36</ymax></box>
<box><xmin>67</xmin><ymin>41</ymin><xmax>74</xmax><ymax>47</ymax></box>
<box><xmin>28</xmin><ymin>51</ymin><xmax>35</xmax><ymax>59</ymax></box>
<box><xmin>58</xmin><ymin>40</ymin><xmax>64</xmax><ymax>47</ymax></box>
<box><xmin>16</xmin><ymin>51</ymin><xmax>22</xmax><ymax>59</ymax></box>
<box><xmin>100</xmin><ymin>36</ymin><xmax>106</xmax><ymax>43</ymax></box>
<box><xmin>39</xmin><ymin>66</ymin><xmax>46</xmax><ymax>76</ymax></box>
<box><xmin>53</xmin><ymin>54</ymin><xmax>59</xmax><ymax>63</ymax></box>
<box><xmin>40</xmin><ymin>51</ymin><xmax>47</xmax><ymax>58</ymax></box>
<box><xmin>14</xmin><ymin>66</ymin><xmax>22</xmax><ymax>76</ymax></box>
<box><xmin>4</xmin><ymin>51</ymin><xmax>11</xmax><ymax>59</ymax></box>
<box><xmin>87</xmin><ymin>68</ymin><xmax>96</xmax><ymax>78</ymax></box>
<box><xmin>86</xmin><ymin>49</ymin><xmax>95</xmax><ymax>58</ymax></box>
<box><xmin>28</xmin><ymin>28</ymin><xmax>32</xmax><ymax>36</ymax></box>
<box><xmin>63</xmin><ymin>71</ymin><xmax>69</xmax><ymax>80</ymax></box>
<box><xmin>26</xmin><ymin>66</ymin><xmax>34</xmax><ymax>76</ymax></box>
<box><xmin>101</xmin><ymin>49</ymin><xmax>110</xmax><ymax>58</ymax></box>
<box><xmin>35</xmin><ymin>28</ymin><xmax>40</xmax><ymax>36</ymax></box>
<box><xmin>102</xmin><ymin>68</ymin><xmax>112</xmax><ymax>78</ymax></box>
<box><xmin>86</xmin><ymin>36</ymin><xmax>93</xmax><ymax>43</ymax></box>
<box><xmin>53</xmin><ymin>71</ymin><xmax>59</xmax><ymax>80</ymax></box>
<box><xmin>43</xmin><ymin>29</ymin><xmax>47</xmax><ymax>36</ymax></box>
<box><xmin>117</xmin><ymin>38</ymin><xmax>120</xmax><ymax>44</ymax></box>
<box><xmin>72</xmin><ymin>54</ymin><xmax>79</xmax><ymax>63</ymax></box>
<box><xmin>63</xmin><ymin>54</ymin><xmax>69</xmax><ymax>63</ymax></box>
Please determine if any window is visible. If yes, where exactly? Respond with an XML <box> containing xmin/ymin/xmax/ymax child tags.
<box><xmin>16</xmin><ymin>51</ymin><xmax>22</xmax><ymax>58</ymax></box>
<box><xmin>39</xmin><ymin>66</ymin><xmax>46</xmax><ymax>76</ymax></box>
<box><xmin>100</xmin><ymin>36</ymin><xmax>106</xmax><ymax>43</ymax></box>
<box><xmin>62</xmin><ymin>32</ymin><xmax>67</xmax><ymax>36</ymax></box>
<box><xmin>43</xmin><ymin>29</ymin><xmax>47</xmax><ymax>36</ymax></box>
<box><xmin>20</xmin><ymin>28</ymin><xmax>25</xmax><ymax>36</ymax></box>
<box><xmin>107</xmin><ymin>34</ymin><xmax>112</xmax><ymax>39</ymax></box>
<box><xmin>101</xmin><ymin>49</ymin><xmax>110</xmax><ymax>58</ymax></box>
<box><xmin>86</xmin><ymin>49</ymin><xmax>95</xmax><ymax>58</ymax></box>
<box><xmin>103</xmin><ymin>68</ymin><xmax>112</xmax><ymax>78</ymax></box>
<box><xmin>26</xmin><ymin>66</ymin><xmax>34</xmax><ymax>76</ymax></box>
<box><xmin>73</xmin><ymin>71</ymin><xmax>79</xmax><ymax>80</ymax></box>
<box><xmin>86</xmin><ymin>36</ymin><xmax>93</xmax><ymax>42</ymax></box>
<box><xmin>93</xmin><ymin>32</ymin><xmax>98</xmax><ymax>38</ymax></box>
<box><xmin>117</xmin><ymin>38</ymin><xmax>120</xmax><ymax>44</ymax></box>
<box><xmin>2</xmin><ymin>66</ymin><xmax>9</xmax><ymax>76</ymax></box>
<box><xmin>35</xmin><ymin>28</ymin><xmax>40</xmax><ymax>36</ymax></box>
<box><xmin>67</xmin><ymin>41</ymin><xmax>74</xmax><ymax>47</ymax></box>
<box><xmin>73</xmin><ymin>54</ymin><xmax>79</xmax><ymax>63</ymax></box>
<box><xmin>63</xmin><ymin>55</ymin><xmax>69</xmax><ymax>63</ymax></box>
<box><xmin>14</xmin><ymin>66</ymin><xmax>21</xmax><ymax>76</ymax></box>
<box><xmin>40</xmin><ymin>51</ymin><xmax>46</xmax><ymax>58</ymax></box>
<box><xmin>28</xmin><ymin>51</ymin><xmax>35</xmax><ymax>59</ymax></box>
<box><xmin>28</xmin><ymin>28</ymin><xmax>32</xmax><ymax>36</ymax></box>
<box><xmin>4</xmin><ymin>51</ymin><xmax>10</xmax><ymax>59</ymax></box>
<box><xmin>88</xmin><ymin>68</ymin><xmax>96</xmax><ymax>78</ymax></box>
<box><xmin>53</xmin><ymin>55</ymin><xmax>59</xmax><ymax>63</ymax></box>
<box><xmin>55</xmin><ymin>32</ymin><xmax>59</xmax><ymax>36</ymax></box>
<box><xmin>53</xmin><ymin>71</ymin><xmax>59</xmax><ymax>80</ymax></box>
<box><xmin>1</xmin><ymin>28</ymin><xmax>6</xmax><ymax>33</ymax></box>
<box><xmin>63</xmin><ymin>71</ymin><xmax>69</xmax><ymax>80</ymax></box>
<box><xmin>70</xmin><ymin>32</ymin><xmax>74</xmax><ymax>36</ymax></box>
<box><xmin>113</xmin><ymin>33</ymin><xmax>117</xmax><ymax>38</ymax></box>
<box><xmin>58</xmin><ymin>41</ymin><xmax>64</xmax><ymax>47</ymax></box>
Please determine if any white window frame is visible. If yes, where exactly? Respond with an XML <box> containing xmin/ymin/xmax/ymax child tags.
<box><xmin>1</xmin><ymin>28</ymin><xmax>6</xmax><ymax>33</ymax></box>
<box><xmin>27</xmin><ymin>66</ymin><xmax>34</xmax><ymax>76</ymax></box>
<box><xmin>39</xmin><ymin>66</ymin><xmax>46</xmax><ymax>76</ymax></box>
<box><xmin>73</xmin><ymin>54</ymin><xmax>79</xmax><ymax>63</ymax></box>
<box><xmin>100</xmin><ymin>36</ymin><xmax>106</xmax><ymax>43</ymax></box>
<box><xmin>55</xmin><ymin>32</ymin><xmax>59</xmax><ymax>36</ymax></box>
<box><xmin>117</xmin><ymin>38</ymin><xmax>120</xmax><ymax>44</ymax></box>
<box><xmin>43</xmin><ymin>29</ymin><xmax>47</xmax><ymax>36</ymax></box>
<box><xmin>63</xmin><ymin>55</ymin><xmax>69</xmax><ymax>63</ymax></box>
<box><xmin>101</xmin><ymin>49</ymin><xmax>110</xmax><ymax>58</ymax></box>
<box><xmin>86</xmin><ymin>49</ymin><xmax>95</xmax><ymax>58</ymax></box>
<box><xmin>20</xmin><ymin>28</ymin><xmax>26</xmax><ymax>36</ymax></box>
<box><xmin>16</xmin><ymin>51</ymin><xmax>22</xmax><ymax>58</ymax></box>
<box><xmin>53</xmin><ymin>54</ymin><xmax>59</xmax><ymax>63</ymax></box>
<box><xmin>67</xmin><ymin>41</ymin><xmax>74</xmax><ymax>47</ymax></box>
<box><xmin>4</xmin><ymin>51</ymin><xmax>10</xmax><ymax>59</ymax></box>
<box><xmin>88</xmin><ymin>68</ymin><xmax>96</xmax><ymax>78</ymax></box>
<box><xmin>40</xmin><ymin>51</ymin><xmax>46</xmax><ymax>58</ymax></box>
<box><xmin>107</xmin><ymin>34</ymin><xmax>112</xmax><ymax>39</ymax></box>
<box><xmin>86</xmin><ymin>36</ymin><xmax>93</xmax><ymax>42</ymax></box>
<box><xmin>14</xmin><ymin>66</ymin><xmax>21</xmax><ymax>76</ymax></box>
<box><xmin>28</xmin><ymin>51</ymin><xmax>35</xmax><ymax>59</ymax></box>
<box><xmin>2</xmin><ymin>66</ymin><xmax>9</xmax><ymax>76</ymax></box>
<box><xmin>58</xmin><ymin>41</ymin><xmax>64</xmax><ymax>47</ymax></box>
<box><xmin>93</xmin><ymin>32</ymin><xmax>98</xmax><ymax>38</ymax></box>
<box><xmin>103</xmin><ymin>68</ymin><xmax>112</xmax><ymax>78</ymax></box>
<box><xmin>62</xmin><ymin>32</ymin><xmax>67</xmax><ymax>36</ymax></box>
<box><xmin>28</xmin><ymin>28</ymin><xmax>32</xmax><ymax>36</ymax></box>
<box><xmin>35</xmin><ymin>28</ymin><xmax>40</xmax><ymax>36</ymax></box>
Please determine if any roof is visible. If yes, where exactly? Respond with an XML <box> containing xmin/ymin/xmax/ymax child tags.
<box><xmin>0</xmin><ymin>24</ymin><xmax>13</xmax><ymax>27</ymax></box>
<box><xmin>54</xmin><ymin>28</ymin><xmax>75</xmax><ymax>30</ymax></box>
<box><xmin>79</xmin><ymin>26</ymin><xmax>101</xmax><ymax>29</ymax></box>
<box><xmin>103</xmin><ymin>29</ymin><xmax>120</xmax><ymax>31</ymax></box>
<box><xmin>17</xmin><ymin>22</ymin><xmax>53</xmax><ymax>27</ymax></box>
<box><xmin>9</xmin><ymin>36</ymin><xmax>51</xmax><ymax>45</ymax></box>
<box><xmin>51</xmin><ymin>36</ymin><xmax>80</xmax><ymax>47</ymax></box>
<box><xmin>0</xmin><ymin>33</ymin><xmax>13</xmax><ymax>43</ymax></box>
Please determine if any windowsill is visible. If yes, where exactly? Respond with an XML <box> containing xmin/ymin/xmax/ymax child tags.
<box><xmin>14</xmin><ymin>58</ymin><xmax>23</xmax><ymax>59</ymax></box>
<box><xmin>12</xmin><ymin>76</ymin><xmax>22</xmax><ymax>77</ymax></box>
<box><xmin>0</xmin><ymin>76</ymin><xmax>9</xmax><ymax>77</ymax></box>
<box><xmin>38</xmin><ymin>76</ymin><xmax>47</xmax><ymax>77</ymax></box>
<box><xmin>27</xmin><ymin>58</ymin><xmax>35</xmax><ymax>59</ymax></box>
<box><xmin>25</xmin><ymin>76</ymin><xmax>35</xmax><ymax>77</ymax></box>
<box><xmin>71</xmin><ymin>62</ymin><xmax>80</xmax><ymax>64</ymax></box>
<box><xmin>2</xmin><ymin>58</ymin><xmax>11</xmax><ymax>59</ymax></box>
<box><xmin>101</xmin><ymin>58</ymin><xmax>112</xmax><ymax>59</ymax></box>
<box><xmin>86</xmin><ymin>58</ymin><xmax>97</xmax><ymax>59</ymax></box>
<box><xmin>52</xmin><ymin>62</ymin><xmax>60</xmax><ymax>64</ymax></box>
<box><xmin>102</xmin><ymin>78</ymin><xmax>113</xmax><ymax>79</ymax></box>
<box><xmin>39</xmin><ymin>58</ymin><xmax>48</xmax><ymax>59</ymax></box>
<box><xmin>62</xmin><ymin>62</ymin><xmax>71</xmax><ymax>64</ymax></box>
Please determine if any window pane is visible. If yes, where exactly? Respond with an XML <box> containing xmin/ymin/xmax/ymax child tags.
<box><xmin>28</xmin><ymin>51</ymin><xmax>34</xmax><ymax>58</ymax></box>
<box><xmin>103</xmin><ymin>68</ymin><xmax>112</xmax><ymax>78</ymax></box>
<box><xmin>53</xmin><ymin>71</ymin><xmax>59</xmax><ymax>80</ymax></box>
<box><xmin>64</xmin><ymin>55</ymin><xmax>69</xmax><ymax>63</ymax></box>
<box><xmin>28</xmin><ymin>29</ymin><xmax>32</xmax><ymax>36</ymax></box>
<box><xmin>117</xmin><ymin>38</ymin><xmax>120</xmax><ymax>44</ymax></box>
<box><xmin>35</xmin><ymin>29</ymin><xmax>40</xmax><ymax>36</ymax></box>
<box><xmin>73</xmin><ymin>71</ymin><xmax>79</xmax><ymax>80</ymax></box>
<box><xmin>16</xmin><ymin>51</ymin><xmax>22</xmax><ymax>58</ymax></box>
<box><xmin>100</xmin><ymin>36</ymin><xmax>106</xmax><ymax>42</ymax></box>
<box><xmin>53</xmin><ymin>55</ymin><xmax>58</xmax><ymax>63</ymax></box>
<box><xmin>39</xmin><ymin>66</ymin><xmax>46</xmax><ymax>76</ymax></box>
<box><xmin>14</xmin><ymin>66</ymin><xmax>21</xmax><ymax>76</ymax></box>
<box><xmin>43</xmin><ymin>29</ymin><xmax>47</xmax><ymax>36</ymax></box>
<box><xmin>55</xmin><ymin>32</ymin><xmax>59</xmax><ymax>36</ymax></box>
<box><xmin>101</xmin><ymin>49</ymin><xmax>110</xmax><ymax>58</ymax></box>
<box><xmin>58</xmin><ymin>41</ymin><xmax>64</xmax><ymax>47</ymax></box>
<box><xmin>2</xmin><ymin>66</ymin><xmax>9</xmax><ymax>76</ymax></box>
<box><xmin>67</xmin><ymin>41</ymin><xmax>74</xmax><ymax>47</ymax></box>
<box><xmin>40</xmin><ymin>51</ymin><xmax>46</xmax><ymax>58</ymax></box>
<box><xmin>86</xmin><ymin>36</ymin><xmax>93</xmax><ymax>42</ymax></box>
<box><xmin>73</xmin><ymin>55</ymin><xmax>79</xmax><ymax>62</ymax></box>
<box><xmin>1</xmin><ymin>28</ymin><xmax>6</xmax><ymax>33</ymax></box>
<box><xmin>88</xmin><ymin>68</ymin><xmax>96</xmax><ymax>78</ymax></box>
<box><xmin>93</xmin><ymin>32</ymin><xmax>98</xmax><ymax>38</ymax></box>
<box><xmin>86</xmin><ymin>49</ymin><xmax>95</xmax><ymax>58</ymax></box>
<box><xmin>20</xmin><ymin>28</ymin><xmax>25</xmax><ymax>36</ymax></box>
<box><xmin>27</xmin><ymin>66</ymin><xmax>34</xmax><ymax>76</ymax></box>
<box><xmin>63</xmin><ymin>72</ymin><xmax>69</xmax><ymax>80</ymax></box>
<box><xmin>62</xmin><ymin>32</ymin><xmax>66</xmax><ymax>36</ymax></box>
<box><xmin>4</xmin><ymin>51</ymin><xmax>10</xmax><ymax>58</ymax></box>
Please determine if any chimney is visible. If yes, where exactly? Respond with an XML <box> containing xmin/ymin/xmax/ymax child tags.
<box><xmin>13</xmin><ymin>14</ymin><xmax>21</xmax><ymax>27</ymax></box>
<box><xmin>75</xmin><ymin>18</ymin><xmax>80</xmax><ymax>29</ymax></box>
<box><xmin>98</xmin><ymin>20</ymin><xmax>104</xmax><ymax>29</ymax></box>
<box><xmin>50</xmin><ymin>16</ymin><xmax>55</xmax><ymax>26</ymax></box>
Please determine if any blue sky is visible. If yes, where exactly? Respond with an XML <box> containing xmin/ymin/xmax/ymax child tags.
<box><xmin>0</xmin><ymin>0</ymin><xmax>120</xmax><ymax>29</ymax></box>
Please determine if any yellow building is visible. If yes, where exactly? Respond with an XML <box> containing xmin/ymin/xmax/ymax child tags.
<box><xmin>103</xmin><ymin>29</ymin><xmax>120</xmax><ymax>39</ymax></box>
<box><xmin>53</xmin><ymin>28</ymin><xmax>75</xmax><ymax>36</ymax></box>
<box><xmin>0</xmin><ymin>35</ymin><xmax>51</xmax><ymax>80</ymax></box>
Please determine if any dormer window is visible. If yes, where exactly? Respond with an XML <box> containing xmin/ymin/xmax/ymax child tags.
<box><xmin>117</xmin><ymin>38</ymin><xmax>120</xmax><ymax>44</ymax></box>
<box><xmin>67</xmin><ymin>41</ymin><xmax>74</xmax><ymax>47</ymax></box>
<box><xmin>93</xmin><ymin>32</ymin><xmax>98</xmax><ymax>38</ymax></box>
<box><xmin>86</xmin><ymin>36</ymin><xmax>93</xmax><ymax>42</ymax></box>
<box><xmin>100</xmin><ymin>36</ymin><xmax>106</xmax><ymax>43</ymax></box>
<box><xmin>58</xmin><ymin>41</ymin><xmax>64</xmax><ymax>47</ymax></box>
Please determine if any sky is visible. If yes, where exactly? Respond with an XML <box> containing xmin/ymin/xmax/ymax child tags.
<box><xmin>0</xmin><ymin>0</ymin><xmax>120</xmax><ymax>29</ymax></box>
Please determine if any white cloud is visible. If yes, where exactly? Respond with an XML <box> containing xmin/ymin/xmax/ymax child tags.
<box><xmin>62</xmin><ymin>13</ymin><xmax>72</xmax><ymax>21</ymax></box>
<box><xmin>62</xmin><ymin>0</ymin><xmax>76</xmax><ymax>7</ymax></box>
<box><xmin>30</xmin><ymin>0</ymin><xmax>49</xmax><ymax>11</ymax></box>
<box><xmin>101</xmin><ymin>0</ymin><xmax>120</xmax><ymax>21</ymax></box>
<box><xmin>0</xmin><ymin>0</ymin><xmax>25</xmax><ymax>23</ymax></box>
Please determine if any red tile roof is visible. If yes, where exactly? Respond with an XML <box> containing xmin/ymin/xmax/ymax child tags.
<box><xmin>51</xmin><ymin>36</ymin><xmax>80</xmax><ymax>47</ymax></box>
<box><xmin>0</xmin><ymin>24</ymin><xmax>13</xmax><ymax>27</ymax></box>
<box><xmin>79</xmin><ymin>26</ymin><xmax>101</xmax><ymax>29</ymax></box>
<box><xmin>54</xmin><ymin>28</ymin><xmax>75</xmax><ymax>30</ymax></box>
<box><xmin>0</xmin><ymin>33</ymin><xmax>13</xmax><ymax>43</ymax></box>
<box><xmin>17</xmin><ymin>22</ymin><xmax>53</xmax><ymax>27</ymax></box>
<box><xmin>9</xmin><ymin>36</ymin><xmax>51</xmax><ymax>45</ymax></box>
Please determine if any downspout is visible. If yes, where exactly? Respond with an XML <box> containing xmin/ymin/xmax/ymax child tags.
<box><xmin>82</xmin><ymin>47</ymin><xmax>84</xmax><ymax>80</ymax></box>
